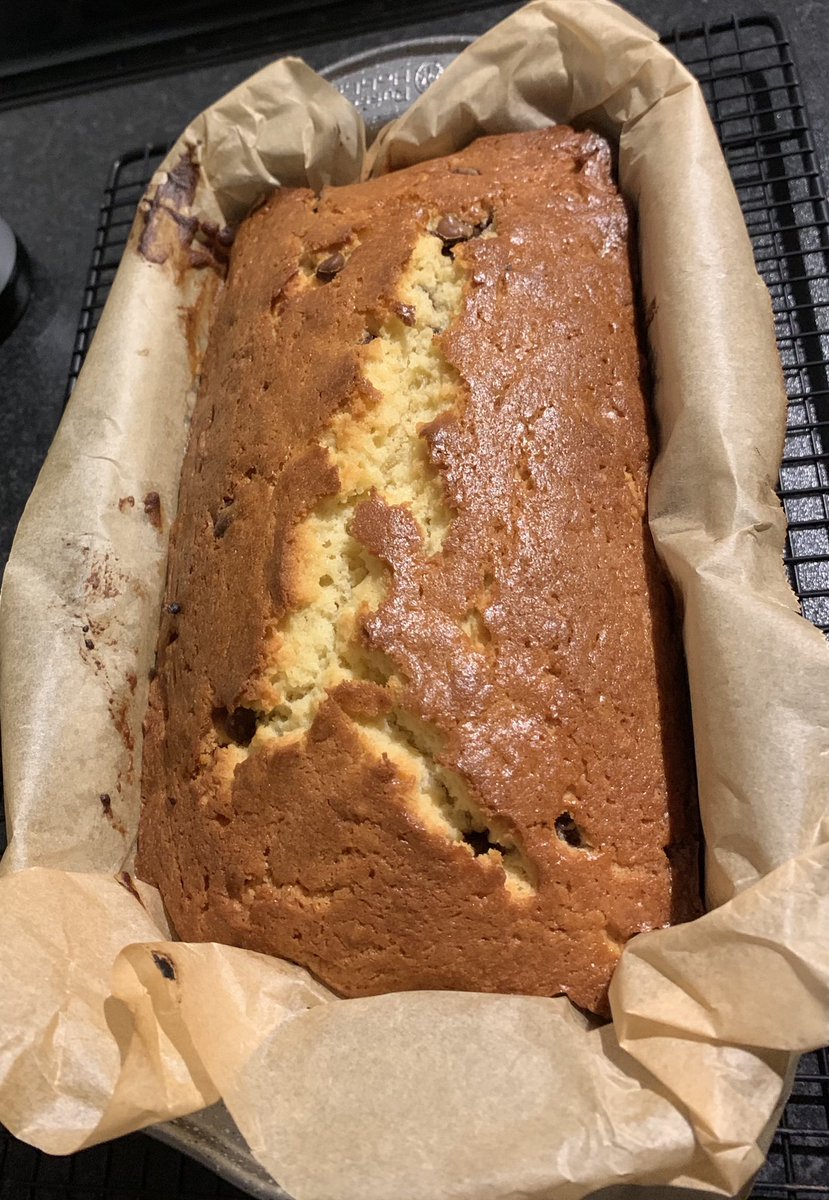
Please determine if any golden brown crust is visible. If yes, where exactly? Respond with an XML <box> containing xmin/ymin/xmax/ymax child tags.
<box><xmin>138</xmin><ymin>127</ymin><xmax>699</xmax><ymax>1016</ymax></box>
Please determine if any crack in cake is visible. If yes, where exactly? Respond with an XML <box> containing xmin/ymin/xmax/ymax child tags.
<box><xmin>137</xmin><ymin>126</ymin><xmax>699</xmax><ymax>1016</ymax></box>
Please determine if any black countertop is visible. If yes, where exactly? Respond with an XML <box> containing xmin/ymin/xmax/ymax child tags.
<box><xmin>1</xmin><ymin>0</ymin><xmax>829</xmax><ymax>578</ymax></box>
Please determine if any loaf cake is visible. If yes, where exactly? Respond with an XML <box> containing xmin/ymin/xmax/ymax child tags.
<box><xmin>137</xmin><ymin>126</ymin><xmax>698</xmax><ymax>1016</ymax></box>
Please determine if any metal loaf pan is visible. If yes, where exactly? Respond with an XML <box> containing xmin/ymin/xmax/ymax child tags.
<box><xmin>117</xmin><ymin>17</ymin><xmax>829</xmax><ymax>1197</ymax></box>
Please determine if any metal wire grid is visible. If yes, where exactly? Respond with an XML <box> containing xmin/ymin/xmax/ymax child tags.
<box><xmin>1</xmin><ymin>10</ymin><xmax>827</xmax><ymax>1199</ymax></box>
<box><xmin>662</xmin><ymin>18</ymin><xmax>829</xmax><ymax>1196</ymax></box>
<box><xmin>63</xmin><ymin>142</ymin><xmax>168</xmax><ymax>404</ymax></box>
<box><xmin>668</xmin><ymin>14</ymin><xmax>829</xmax><ymax>636</ymax></box>
<box><xmin>0</xmin><ymin>1124</ymin><xmax>250</xmax><ymax>1198</ymax></box>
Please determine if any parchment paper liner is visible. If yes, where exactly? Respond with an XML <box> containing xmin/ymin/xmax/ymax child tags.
<box><xmin>2</xmin><ymin>3</ymin><xmax>828</xmax><ymax>1198</ymax></box>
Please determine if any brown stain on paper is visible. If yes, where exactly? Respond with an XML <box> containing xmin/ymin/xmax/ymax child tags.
<box><xmin>151</xmin><ymin>951</ymin><xmax>177</xmax><ymax>981</ymax></box>
<box><xmin>99</xmin><ymin>791</ymin><xmax>127</xmax><ymax>837</ymax></box>
<box><xmin>136</xmin><ymin>148</ymin><xmax>229</xmax><ymax>384</ymax></box>
<box><xmin>181</xmin><ymin>269</ymin><xmax>223</xmax><ymax>381</ymax></box>
<box><xmin>143</xmin><ymin>491</ymin><xmax>163</xmax><ymax>532</ymax></box>
<box><xmin>116</xmin><ymin>871</ymin><xmax>144</xmax><ymax>906</ymax></box>
<box><xmin>109</xmin><ymin>697</ymin><xmax>136</xmax><ymax>757</ymax></box>
<box><xmin>71</xmin><ymin>542</ymin><xmax>144</xmax><ymax>802</ymax></box>
<box><xmin>86</xmin><ymin>554</ymin><xmax>123</xmax><ymax>600</ymax></box>
<box><xmin>138</xmin><ymin>153</ymin><xmax>200</xmax><ymax>268</ymax></box>
<box><xmin>138</xmin><ymin>148</ymin><xmax>236</xmax><ymax>277</ymax></box>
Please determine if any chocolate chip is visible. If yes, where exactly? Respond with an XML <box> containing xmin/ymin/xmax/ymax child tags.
<box><xmin>143</xmin><ymin>491</ymin><xmax>162</xmax><ymax>531</ymax></box>
<box><xmin>555</xmin><ymin>812</ymin><xmax>585</xmax><ymax>848</ymax></box>
<box><xmin>396</xmin><ymin>304</ymin><xmax>416</xmax><ymax>327</ymax></box>
<box><xmin>116</xmin><ymin>870</ymin><xmax>143</xmax><ymax>903</ymax></box>
<box><xmin>451</xmin><ymin>166</ymin><xmax>480</xmax><ymax>175</ymax></box>
<box><xmin>435</xmin><ymin>214</ymin><xmax>474</xmax><ymax>243</ymax></box>
<box><xmin>84</xmin><ymin>638</ymin><xmax>95</xmax><ymax>650</ymax></box>
<box><xmin>81</xmin><ymin>624</ymin><xmax>89</xmax><ymax>633</ymax></box>
<box><xmin>151</xmin><ymin>951</ymin><xmax>177</xmax><ymax>981</ymax></box>
<box><xmin>228</xmin><ymin>707</ymin><xmax>257</xmax><ymax>745</ymax></box>
<box><xmin>99</xmin><ymin>792</ymin><xmax>112</xmax><ymax>813</ymax></box>
<box><xmin>212</xmin><ymin>705</ymin><xmax>258</xmax><ymax>747</ymax></box>
<box><xmin>213</xmin><ymin>498</ymin><xmax>235</xmax><ymax>538</ymax></box>
<box><xmin>316</xmin><ymin>251</ymin><xmax>345</xmax><ymax>281</ymax></box>
<box><xmin>461</xmin><ymin>826</ymin><xmax>511</xmax><ymax>858</ymax></box>
<box><xmin>213</xmin><ymin>509</ymin><xmax>234</xmax><ymax>538</ymax></box>
<box><xmin>165</xmin><ymin>602</ymin><xmax>182</xmax><ymax>615</ymax></box>
<box><xmin>463</xmin><ymin>828</ymin><xmax>493</xmax><ymax>856</ymax></box>
<box><xmin>188</xmin><ymin>247</ymin><xmax>219</xmax><ymax>271</ymax></box>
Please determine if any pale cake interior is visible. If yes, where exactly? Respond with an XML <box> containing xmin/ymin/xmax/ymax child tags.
<box><xmin>235</xmin><ymin>234</ymin><xmax>535</xmax><ymax>896</ymax></box>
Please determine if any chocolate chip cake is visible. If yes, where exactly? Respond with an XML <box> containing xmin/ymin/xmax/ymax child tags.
<box><xmin>137</xmin><ymin>126</ymin><xmax>699</xmax><ymax>1016</ymax></box>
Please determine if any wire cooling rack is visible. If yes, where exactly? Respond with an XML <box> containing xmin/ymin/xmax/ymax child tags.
<box><xmin>1</xmin><ymin>11</ymin><xmax>828</xmax><ymax>1199</ymax></box>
